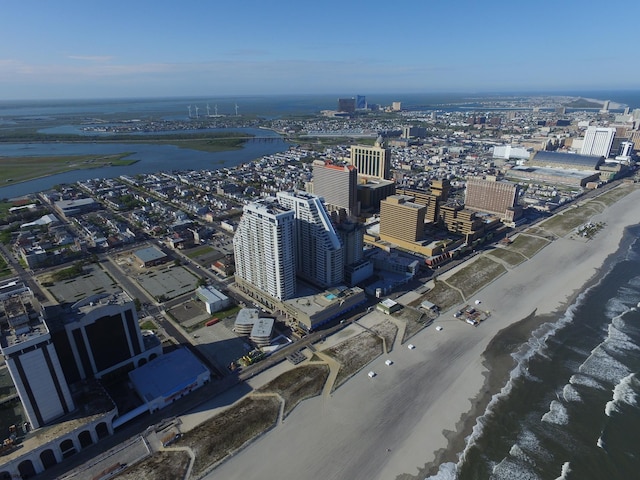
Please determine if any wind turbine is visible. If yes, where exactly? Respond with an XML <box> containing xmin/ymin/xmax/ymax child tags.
<box><xmin>195</xmin><ymin>105</ymin><xmax>200</xmax><ymax>119</ymax></box>
<box><xmin>235</xmin><ymin>103</ymin><xmax>239</xmax><ymax>116</ymax></box>
<box><xmin>206</xmin><ymin>104</ymin><xmax>211</xmax><ymax>116</ymax></box>
<box><xmin>187</xmin><ymin>105</ymin><xmax>192</xmax><ymax>118</ymax></box>
<box><xmin>214</xmin><ymin>104</ymin><xmax>218</xmax><ymax>116</ymax></box>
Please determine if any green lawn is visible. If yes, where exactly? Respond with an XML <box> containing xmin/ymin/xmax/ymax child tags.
<box><xmin>0</xmin><ymin>255</ymin><xmax>12</xmax><ymax>279</ymax></box>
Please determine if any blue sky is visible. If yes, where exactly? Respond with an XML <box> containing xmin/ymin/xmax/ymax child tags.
<box><xmin>1</xmin><ymin>0</ymin><xmax>638</xmax><ymax>100</ymax></box>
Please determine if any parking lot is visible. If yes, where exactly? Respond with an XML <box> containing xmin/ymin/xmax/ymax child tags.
<box><xmin>191</xmin><ymin>318</ymin><xmax>254</xmax><ymax>373</ymax></box>
<box><xmin>40</xmin><ymin>264</ymin><xmax>121</xmax><ymax>303</ymax></box>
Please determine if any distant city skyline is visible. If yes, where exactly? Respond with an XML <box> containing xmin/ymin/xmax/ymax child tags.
<box><xmin>1</xmin><ymin>0</ymin><xmax>638</xmax><ymax>100</ymax></box>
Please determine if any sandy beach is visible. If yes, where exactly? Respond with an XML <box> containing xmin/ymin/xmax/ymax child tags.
<box><xmin>203</xmin><ymin>186</ymin><xmax>640</xmax><ymax>480</ymax></box>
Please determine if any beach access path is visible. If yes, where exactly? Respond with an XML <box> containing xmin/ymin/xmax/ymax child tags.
<box><xmin>206</xmin><ymin>186</ymin><xmax>640</xmax><ymax>480</ymax></box>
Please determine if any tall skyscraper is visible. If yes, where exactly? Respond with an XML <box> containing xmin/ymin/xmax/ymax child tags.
<box><xmin>464</xmin><ymin>177</ymin><xmax>520</xmax><ymax>218</ymax></box>
<box><xmin>338</xmin><ymin>97</ymin><xmax>356</xmax><ymax>114</ymax></box>
<box><xmin>349</xmin><ymin>136</ymin><xmax>391</xmax><ymax>180</ymax></box>
<box><xmin>276</xmin><ymin>191</ymin><xmax>344</xmax><ymax>288</ymax></box>
<box><xmin>581</xmin><ymin>126</ymin><xmax>616</xmax><ymax>157</ymax></box>
<box><xmin>233</xmin><ymin>198</ymin><xmax>296</xmax><ymax>301</ymax></box>
<box><xmin>311</xmin><ymin>160</ymin><xmax>359</xmax><ymax>218</ymax></box>
<box><xmin>356</xmin><ymin>95</ymin><xmax>367</xmax><ymax>110</ymax></box>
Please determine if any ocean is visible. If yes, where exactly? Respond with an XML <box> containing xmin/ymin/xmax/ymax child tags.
<box><xmin>426</xmin><ymin>225</ymin><xmax>640</xmax><ymax>480</ymax></box>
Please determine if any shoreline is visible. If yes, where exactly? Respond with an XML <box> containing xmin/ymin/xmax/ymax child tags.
<box><xmin>419</xmin><ymin>222</ymin><xmax>637</xmax><ymax>478</ymax></box>
<box><xmin>208</xmin><ymin>185</ymin><xmax>640</xmax><ymax>480</ymax></box>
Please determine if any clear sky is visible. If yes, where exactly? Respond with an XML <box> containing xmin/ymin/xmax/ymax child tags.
<box><xmin>1</xmin><ymin>0</ymin><xmax>638</xmax><ymax>100</ymax></box>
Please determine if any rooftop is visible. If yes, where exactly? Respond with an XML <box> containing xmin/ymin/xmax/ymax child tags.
<box><xmin>129</xmin><ymin>348</ymin><xmax>209</xmax><ymax>402</ymax></box>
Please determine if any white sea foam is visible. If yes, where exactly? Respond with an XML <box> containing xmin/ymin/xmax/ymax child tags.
<box><xmin>423</xmin><ymin>461</ymin><xmax>457</xmax><ymax>480</ymax></box>
<box><xmin>578</xmin><ymin>345</ymin><xmax>631</xmax><ymax>383</ymax></box>
<box><xmin>562</xmin><ymin>383</ymin><xmax>582</xmax><ymax>402</ymax></box>
<box><xmin>492</xmin><ymin>457</ymin><xmax>541</xmax><ymax>480</ymax></box>
<box><xmin>597</xmin><ymin>435</ymin><xmax>605</xmax><ymax>449</ymax></box>
<box><xmin>509</xmin><ymin>444</ymin><xmax>536</xmax><ymax>467</ymax></box>
<box><xmin>606</xmin><ymin>319</ymin><xmax>640</xmax><ymax>352</ymax></box>
<box><xmin>541</xmin><ymin>400</ymin><xmax>569</xmax><ymax>425</ymax></box>
<box><xmin>457</xmin><ymin>294</ymin><xmax>585</xmax><ymax>467</ymax></box>
<box><xmin>554</xmin><ymin>461</ymin><xmax>571</xmax><ymax>480</ymax></box>
<box><xmin>605</xmin><ymin>373</ymin><xmax>638</xmax><ymax>416</ymax></box>
<box><xmin>605</xmin><ymin>296</ymin><xmax>632</xmax><ymax>318</ymax></box>
<box><xmin>569</xmin><ymin>373</ymin><xmax>606</xmax><ymax>390</ymax></box>
<box><xmin>627</xmin><ymin>274</ymin><xmax>640</xmax><ymax>288</ymax></box>
<box><xmin>517</xmin><ymin>428</ymin><xmax>553</xmax><ymax>463</ymax></box>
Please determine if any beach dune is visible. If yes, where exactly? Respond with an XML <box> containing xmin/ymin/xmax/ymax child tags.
<box><xmin>207</xmin><ymin>186</ymin><xmax>640</xmax><ymax>480</ymax></box>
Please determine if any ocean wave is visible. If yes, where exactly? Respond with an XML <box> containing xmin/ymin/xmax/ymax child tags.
<box><xmin>509</xmin><ymin>443</ymin><xmax>536</xmax><ymax>467</ymax></box>
<box><xmin>578</xmin><ymin>345</ymin><xmax>631</xmax><ymax>383</ymax></box>
<box><xmin>491</xmin><ymin>457</ymin><xmax>541</xmax><ymax>480</ymax></box>
<box><xmin>562</xmin><ymin>384</ymin><xmax>582</xmax><ymax>402</ymax></box>
<box><xmin>422</xmin><ymin>461</ymin><xmax>457</xmax><ymax>480</ymax></box>
<box><xmin>605</xmin><ymin>373</ymin><xmax>639</xmax><ymax>416</ymax></box>
<box><xmin>522</xmin><ymin>428</ymin><xmax>553</xmax><ymax>460</ymax></box>
<box><xmin>627</xmin><ymin>274</ymin><xmax>640</xmax><ymax>288</ymax></box>
<box><xmin>569</xmin><ymin>373</ymin><xmax>606</xmax><ymax>390</ymax></box>
<box><xmin>605</xmin><ymin>296</ymin><xmax>633</xmax><ymax>318</ymax></box>
<box><xmin>606</xmin><ymin>320</ymin><xmax>640</xmax><ymax>352</ymax></box>
<box><xmin>554</xmin><ymin>461</ymin><xmax>571</xmax><ymax>480</ymax></box>
<box><xmin>541</xmin><ymin>400</ymin><xmax>569</xmax><ymax>425</ymax></box>
<box><xmin>455</xmin><ymin>294</ymin><xmax>585</xmax><ymax>468</ymax></box>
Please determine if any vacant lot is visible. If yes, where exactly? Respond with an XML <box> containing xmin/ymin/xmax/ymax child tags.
<box><xmin>178</xmin><ymin>396</ymin><xmax>280</xmax><ymax>477</ymax></box>
<box><xmin>370</xmin><ymin>319</ymin><xmax>399</xmax><ymax>353</ymax></box>
<box><xmin>485</xmin><ymin>246</ymin><xmax>527</xmax><ymax>267</ymax></box>
<box><xmin>539</xmin><ymin>203</ymin><xmax>602</xmax><ymax>237</ymax></box>
<box><xmin>593</xmin><ymin>184</ymin><xmax>637</xmax><ymax>207</ymax></box>
<box><xmin>506</xmin><ymin>234</ymin><xmax>550</xmax><ymax>259</ymax></box>
<box><xmin>446</xmin><ymin>256</ymin><xmax>507</xmax><ymax>299</ymax></box>
<box><xmin>325</xmin><ymin>331</ymin><xmax>383</xmax><ymax>390</ymax></box>
<box><xmin>115</xmin><ymin>451</ymin><xmax>190</xmax><ymax>480</ymax></box>
<box><xmin>420</xmin><ymin>280</ymin><xmax>463</xmax><ymax>314</ymax></box>
<box><xmin>258</xmin><ymin>364</ymin><xmax>329</xmax><ymax>417</ymax></box>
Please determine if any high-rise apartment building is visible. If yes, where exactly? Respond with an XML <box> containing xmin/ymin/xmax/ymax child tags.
<box><xmin>311</xmin><ymin>160</ymin><xmax>359</xmax><ymax>218</ymax></box>
<box><xmin>233</xmin><ymin>198</ymin><xmax>296</xmax><ymax>301</ymax></box>
<box><xmin>379</xmin><ymin>195</ymin><xmax>426</xmax><ymax>244</ymax></box>
<box><xmin>464</xmin><ymin>177</ymin><xmax>520</xmax><ymax>218</ymax></box>
<box><xmin>581</xmin><ymin>126</ymin><xmax>616</xmax><ymax>157</ymax></box>
<box><xmin>350</xmin><ymin>136</ymin><xmax>391</xmax><ymax>180</ymax></box>
<box><xmin>276</xmin><ymin>191</ymin><xmax>343</xmax><ymax>288</ymax></box>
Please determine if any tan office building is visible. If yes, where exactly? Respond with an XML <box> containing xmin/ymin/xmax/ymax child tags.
<box><xmin>379</xmin><ymin>195</ymin><xmax>426</xmax><ymax>243</ymax></box>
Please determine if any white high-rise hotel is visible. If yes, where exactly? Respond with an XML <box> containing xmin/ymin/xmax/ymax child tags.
<box><xmin>276</xmin><ymin>191</ymin><xmax>343</xmax><ymax>288</ymax></box>
<box><xmin>581</xmin><ymin>126</ymin><xmax>616</xmax><ymax>158</ymax></box>
<box><xmin>233</xmin><ymin>191</ymin><xmax>343</xmax><ymax>302</ymax></box>
<box><xmin>233</xmin><ymin>198</ymin><xmax>296</xmax><ymax>301</ymax></box>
